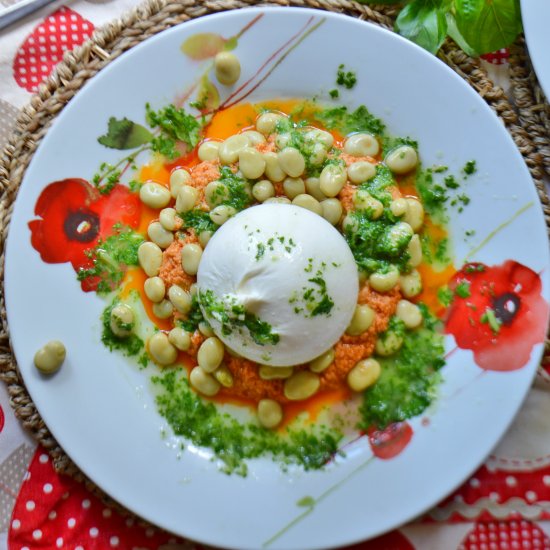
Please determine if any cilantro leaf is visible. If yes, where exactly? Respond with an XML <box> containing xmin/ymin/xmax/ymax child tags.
<box><xmin>98</xmin><ymin>117</ymin><xmax>153</xmax><ymax>150</ymax></box>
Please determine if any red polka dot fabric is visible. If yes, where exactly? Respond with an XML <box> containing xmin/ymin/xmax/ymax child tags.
<box><xmin>8</xmin><ymin>447</ymin><xmax>198</xmax><ymax>549</ymax></box>
<box><xmin>435</xmin><ymin>464</ymin><xmax>550</xmax><ymax>522</ymax></box>
<box><xmin>481</xmin><ymin>48</ymin><xmax>510</xmax><ymax>65</ymax></box>
<box><xmin>12</xmin><ymin>6</ymin><xmax>94</xmax><ymax>93</ymax></box>
<box><xmin>459</xmin><ymin>520</ymin><xmax>550</xmax><ymax>550</ymax></box>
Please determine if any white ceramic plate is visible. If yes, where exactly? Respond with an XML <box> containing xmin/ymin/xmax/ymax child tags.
<box><xmin>522</xmin><ymin>0</ymin><xmax>550</xmax><ymax>98</ymax></box>
<box><xmin>5</xmin><ymin>8</ymin><xmax>550</xmax><ymax>550</ymax></box>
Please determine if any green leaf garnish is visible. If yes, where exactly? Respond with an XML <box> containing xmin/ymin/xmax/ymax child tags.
<box><xmin>98</xmin><ymin>117</ymin><xmax>153</xmax><ymax>150</ymax></box>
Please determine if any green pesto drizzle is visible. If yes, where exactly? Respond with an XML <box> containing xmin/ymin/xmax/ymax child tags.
<box><xmin>359</xmin><ymin>307</ymin><xmax>445</xmax><ymax>430</ymax></box>
<box><xmin>152</xmin><ymin>371</ymin><xmax>342</xmax><ymax>476</ymax></box>
<box><xmin>77</xmin><ymin>224</ymin><xmax>144</xmax><ymax>294</ymax></box>
<box><xmin>101</xmin><ymin>299</ymin><xmax>148</xmax><ymax>366</ymax></box>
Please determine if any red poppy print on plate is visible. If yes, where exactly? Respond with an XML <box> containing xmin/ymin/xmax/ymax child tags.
<box><xmin>445</xmin><ymin>261</ymin><xmax>549</xmax><ymax>371</ymax></box>
<box><xmin>367</xmin><ymin>422</ymin><xmax>413</xmax><ymax>460</ymax></box>
<box><xmin>28</xmin><ymin>178</ymin><xmax>141</xmax><ymax>292</ymax></box>
<box><xmin>13</xmin><ymin>7</ymin><xmax>94</xmax><ymax>93</ymax></box>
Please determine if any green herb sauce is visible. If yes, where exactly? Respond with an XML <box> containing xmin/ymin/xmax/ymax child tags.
<box><xmin>77</xmin><ymin>224</ymin><xmax>144</xmax><ymax>294</ymax></box>
<box><xmin>152</xmin><ymin>371</ymin><xmax>342</xmax><ymax>475</ymax></box>
<box><xmin>345</xmin><ymin>209</ymin><xmax>412</xmax><ymax>275</ymax></box>
<box><xmin>177</xmin><ymin>293</ymin><xmax>205</xmax><ymax>333</ymax></box>
<box><xmin>359</xmin><ymin>307</ymin><xmax>445</xmax><ymax>430</ymax></box>
<box><xmin>216</xmin><ymin>166</ymin><xmax>253</xmax><ymax>212</ymax></box>
<box><xmin>101</xmin><ymin>299</ymin><xmax>146</xmax><ymax>360</ymax></box>
<box><xmin>314</xmin><ymin>104</ymin><xmax>385</xmax><ymax>137</ymax></box>
<box><xmin>180</xmin><ymin>209</ymin><xmax>217</xmax><ymax>235</ymax></box>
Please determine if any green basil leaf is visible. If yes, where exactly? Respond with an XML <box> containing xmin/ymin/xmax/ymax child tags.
<box><xmin>454</xmin><ymin>0</ymin><xmax>522</xmax><ymax>55</ymax></box>
<box><xmin>98</xmin><ymin>117</ymin><xmax>153</xmax><ymax>150</ymax></box>
<box><xmin>395</xmin><ymin>0</ymin><xmax>449</xmax><ymax>55</ymax></box>
<box><xmin>446</xmin><ymin>12</ymin><xmax>479</xmax><ymax>57</ymax></box>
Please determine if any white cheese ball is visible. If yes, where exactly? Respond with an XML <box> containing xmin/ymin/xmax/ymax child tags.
<box><xmin>197</xmin><ymin>204</ymin><xmax>358</xmax><ymax>366</ymax></box>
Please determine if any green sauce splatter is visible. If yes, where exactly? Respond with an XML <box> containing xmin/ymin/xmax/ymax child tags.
<box><xmin>101</xmin><ymin>299</ymin><xmax>146</xmax><ymax>361</ymax></box>
<box><xmin>336</xmin><ymin>64</ymin><xmax>357</xmax><ymax>89</ymax></box>
<box><xmin>359</xmin><ymin>307</ymin><xmax>445</xmax><ymax>430</ymax></box>
<box><xmin>180</xmin><ymin>209</ymin><xmax>217</xmax><ymax>234</ymax></box>
<box><xmin>152</xmin><ymin>371</ymin><xmax>342</xmax><ymax>475</ymax></box>
<box><xmin>314</xmin><ymin>104</ymin><xmax>385</xmax><ymax>137</ymax></box>
<box><xmin>77</xmin><ymin>224</ymin><xmax>144</xmax><ymax>294</ymax></box>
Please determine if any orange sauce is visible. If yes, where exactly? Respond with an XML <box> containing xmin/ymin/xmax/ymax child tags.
<box><xmin>417</xmin><ymin>218</ymin><xmax>456</xmax><ymax>315</ymax></box>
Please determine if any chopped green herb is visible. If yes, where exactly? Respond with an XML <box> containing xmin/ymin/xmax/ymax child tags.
<box><xmin>457</xmin><ymin>193</ymin><xmax>470</xmax><ymax>206</ymax></box>
<box><xmin>101</xmin><ymin>299</ymin><xmax>144</xmax><ymax>357</ymax></box>
<box><xmin>128</xmin><ymin>180</ymin><xmax>142</xmax><ymax>193</ymax></box>
<box><xmin>255</xmin><ymin>242</ymin><xmax>266</xmax><ymax>261</ymax></box>
<box><xmin>178</xmin><ymin>294</ymin><xmax>205</xmax><ymax>333</ymax></box>
<box><xmin>150</xmin><ymin>134</ymin><xmax>180</xmax><ymax>160</ymax></box>
<box><xmin>463</xmin><ymin>160</ymin><xmax>477</xmax><ymax>175</ymax></box>
<box><xmin>199</xmin><ymin>289</ymin><xmax>279</xmax><ymax>346</ymax></box>
<box><xmin>180</xmin><ymin>209</ymin><xmax>217</xmax><ymax>234</ymax></box>
<box><xmin>152</xmin><ymin>371</ymin><xmax>342</xmax><ymax>475</ymax></box>
<box><xmin>444</xmin><ymin>175</ymin><xmax>460</xmax><ymax>189</ymax></box>
<box><xmin>217</xmin><ymin>166</ymin><xmax>253</xmax><ymax>212</ymax></box>
<box><xmin>381</xmin><ymin>136</ymin><xmax>418</xmax><ymax>156</ymax></box>
<box><xmin>314</xmin><ymin>105</ymin><xmax>385</xmax><ymax>137</ymax></box>
<box><xmin>416</xmin><ymin>167</ymin><xmax>448</xmax><ymax>219</ymax></box>
<box><xmin>345</xmin><ymin>208</ymin><xmax>412</xmax><ymax>275</ymax></box>
<box><xmin>77</xmin><ymin>224</ymin><xmax>144</xmax><ymax>294</ymax></box>
<box><xmin>464</xmin><ymin>263</ymin><xmax>486</xmax><ymax>274</ymax></box>
<box><xmin>359</xmin><ymin>311</ymin><xmax>445</xmax><ymax>430</ymax></box>
<box><xmin>437</xmin><ymin>286</ymin><xmax>453</xmax><ymax>307</ymax></box>
<box><xmin>329</xmin><ymin>89</ymin><xmax>339</xmax><ymax>99</ymax></box>
<box><xmin>455</xmin><ymin>281</ymin><xmax>471</xmax><ymax>298</ymax></box>
<box><xmin>146</xmin><ymin>103</ymin><xmax>201</xmax><ymax>159</ymax></box>
<box><xmin>336</xmin><ymin>64</ymin><xmax>357</xmax><ymax>89</ymax></box>
<box><xmin>358</xmin><ymin>164</ymin><xmax>395</xmax><ymax>206</ymax></box>
<box><xmin>480</xmin><ymin>307</ymin><xmax>502</xmax><ymax>334</ymax></box>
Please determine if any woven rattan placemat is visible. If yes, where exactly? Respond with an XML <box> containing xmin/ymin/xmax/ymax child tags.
<box><xmin>1</xmin><ymin>0</ymin><xmax>549</xmax><ymax>520</ymax></box>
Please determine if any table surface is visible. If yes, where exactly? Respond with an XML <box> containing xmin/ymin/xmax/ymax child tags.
<box><xmin>1</xmin><ymin>2</ymin><xmax>550</xmax><ymax>549</ymax></box>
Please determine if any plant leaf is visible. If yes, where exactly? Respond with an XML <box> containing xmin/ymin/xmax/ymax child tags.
<box><xmin>98</xmin><ymin>117</ymin><xmax>153</xmax><ymax>150</ymax></box>
<box><xmin>446</xmin><ymin>12</ymin><xmax>479</xmax><ymax>57</ymax></box>
<box><xmin>395</xmin><ymin>0</ymin><xmax>449</xmax><ymax>55</ymax></box>
<box><xmin>454</xmin><ymin>0</ymin><xmax>522</xmax><ymax>55</ymax></box>
<box><xmin>195</xmin><ymin>75</ymin><xmax>220</xmax><ymax>112</ymax></box>
<box><xmin>181</xmin><ymin>33</ymin><xmax>227</xmax><ymax>60</ymax></box>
